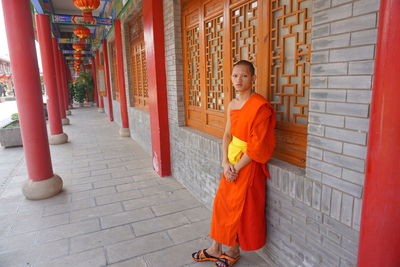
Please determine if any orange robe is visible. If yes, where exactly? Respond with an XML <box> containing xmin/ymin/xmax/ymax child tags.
<box><xmin>210</xmin><ymin>93</ymin><xmax>275</xmax><ymax>251</ymax></box>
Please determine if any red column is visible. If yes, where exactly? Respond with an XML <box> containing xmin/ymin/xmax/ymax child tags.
<box><xmin>91</xmin><ymin>56</ymin><xmax>98</xmax><ymax>107</ymax></box>
<box><xmin>58</xmin><ymin>52</ymin><xmax>68</xmax><ymax>113</ymax></box>
<box><xmin>357</xmin><ymin>0</ymin><xmax>400</xmax><ymax>266</ymax></box>
<box><xmin>52</xmin><ymin>38</ymin><xmax>69</xmax><ymax>125</ymax></box>
<box><xmin>36</xmin><ymin>15</ymin><xmax>62</xmax><ymax>131</ymax></box>
<box><xmin>143</xmin><ymin>0</ymin><xmax>171</xmax><ymax>176</ymax></box>
<box><xmin>60</xmin><ymin>56</ymin><xmax>70</xmax><ymax>113</ymax></box>
<box><xmin>102</xmin><ymin>39</ymin><xmax>114</xmax><ymax>121</ymax></box>
<box><xmin>96</xmin><ymin>51</ymin><xmax>105</xmax><ymax>112</ymax></box>
<box><xmin>2</xmin><ymin>0</ymin><xmax>62</xmax><ymax>199</ymax></box>
<box><xmin>115</xmin><ymin>19</ymin><xmax>130</xmax><ymax>136</ymax></box>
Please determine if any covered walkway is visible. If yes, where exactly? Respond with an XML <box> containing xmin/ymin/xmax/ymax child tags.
<box><xmin>0</xmin><ymin>107</ymin><xmax>269</xmax><ymax>267</ymax></box>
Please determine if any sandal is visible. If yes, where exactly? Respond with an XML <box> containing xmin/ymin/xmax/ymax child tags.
<box><xmin>192</xmin><ymin>249</ymin><xmax>220</xmax><ymax>262</ymax></box>
<box><xmin>215</xmin><ymin>253</ymin><xmax>241</xmax><ymax>267</ymax></box>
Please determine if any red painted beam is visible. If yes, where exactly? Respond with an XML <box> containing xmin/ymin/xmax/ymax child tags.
<box><xmin>358</xmin><ymin>0</ymin><xmax>400</xmax><ymax>266</ymax></box>
<box><xmin>115</xmin><ymin>19</ymin><xmax>129</xmax><ymax>129</ymax></box>
<box><xmin>102</xmin><ymin>39</ymin><xmax>114</xmax><ymax>121</ymax></box>
<box><xmin>143</xmin><ymin>0</ymin><xmax>171</xmax><ymax>176</ymax></box>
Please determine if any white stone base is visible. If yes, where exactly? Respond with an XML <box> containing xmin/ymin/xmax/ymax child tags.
<box><xmin>98</xmin><ymin>108</ymin><xmax>104</xmax><ymax>113</ymax></box>
<box><xmin>22</xmin><ymin>174</ymin><xmax>63</xmax><ymax>200</ymax></box>
<box><xmin>62</xmin><ymin>118</ymin><xmax>70</xmax><ymax>125</ymax></box>
<box><xmin>119</xmin><ymin>127</ymin><xmax>130</xmax><ymax>137</ymax></box>
<box><xmin>66</xmin><ymin>110</ymin><xmax>71</xmax><ymax>115</ymax></box>
<box><xmin>49</xmin><ymin>133</ymin><xmax>68</xmax><ymax>145</ymax></box>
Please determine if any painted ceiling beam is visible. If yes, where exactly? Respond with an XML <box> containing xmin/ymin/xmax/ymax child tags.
<box><xmin>52</xmin><ymin>14</ymin><xmax>112</xmax><ymax>26</ymax></box>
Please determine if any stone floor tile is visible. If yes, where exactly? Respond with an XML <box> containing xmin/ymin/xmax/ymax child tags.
<box><xmin>37</xmin><ymin>218</ymin><xmax>100</xmax><ymax>243</ymax></box>
<box><xmin>9</xmin><ymin>212</ymin><xmax>69</xmax><ymax>235</ymax></box>
<box><xmin>108</xmin><ymin>256</ymin><xmax>148</xmax><ymax>267</ymax></box>
<box><xmin>116</xmin><ymin>179</ymin><xmax>158</xmax><ymax>192</ymax></box>
<box><xmin>151</xmin><ymin>197</ymin><xmax>203</xmax><ymax>217</ymax></box>
<box><xmin>123</xmin><ymin>189</ymin><xmax>193</xmax><ymax>211</ymax></box>
<box><xmin>183</xmin><ymin>206</ymin><xmax>212</xmax><ymax>223</ymax></box>
<box><xmin>100</xmin><ymin>207</ymin><xmax>154</xmax><ymax>229</ymax></box>
<box><xmin>43</xmin><ymin>198</ymin><xmax>95</xmax><ymax>216</ymax></box>
<box><xmin>167</xmin><ymin>219</ymin><xmax>211</xmax><ymax>244</ymax></box>
<box><xmin>71</xmin><ymin>173</ymin><xmax>111</xmax><ymax>185</ymax></box>
<box><xmin>71</xmin><ymin>186</ymin><xmax>116</xmax><ymax>202</ymax></box>
<box><xmin>106</xmin><ymin>232</ymin><xmax>173</xmax><ymax>264</ymax></box>
<box><xmin>70</xmin><ymin>202</ymin><xmax>123</xmax><ymax>223</ymax></box>
<box><xmin>70</xmin><ymin>225</ymin><xmax>134</xmax><ymax>253</ymax></box>
<box><xmin>0</xmin><ymin>230</ymin><xmax>38</xmax><ymax>252</ymax></box>
<box><xmin>95</xmin><ymin>188</ymin><xmax>142</xmax><ymax>205</ymax></box>
<box><xmin>132</xmin><ymin>212</ymin><xmax>190</xmax><ymax>237</ymax></box>
<box><xmin>36</xmin><ymin>247</ymin><xmax>106</xmax><ymax>267</ymax></box>
<box><xmin>93</xmin><ymin>176</ymin><xmax>135</xmax><ymax>189</ymax></box>
<box><xmin>139</xmin><ymin>183</ymin><xmax>185</xmax><ymax>197</ymax></box>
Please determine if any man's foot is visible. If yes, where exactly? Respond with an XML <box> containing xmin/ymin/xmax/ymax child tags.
<box><xmin>215</xmin><ymin>253</ymin><xmax>241</xmax><ymax>267</ymax></box>
<box><xmin>192</xmin><ymin>248</ymin><xmax>221</xmax><ymax>262</ymax></box>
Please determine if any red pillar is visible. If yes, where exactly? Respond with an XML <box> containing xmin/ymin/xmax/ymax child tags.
<box><xmin>2</xmin><ymin>0</ymin><xmax>62</xmax><ymax>199</ymax></box>
<box><xmin>102</xmin><ymin>39</ymin><xmax>114</xmax><ymax>121</ymax></box>
<box><xmin>60</xmin><ymin>56</ymin><xmax>70</xmax><ymax>113</ymax></box>
<box><xmin>36</xmin><ymin>14</ymin><xmax>67</xmax><ymax>145</ymax></box>
<box><xmin>143</xmin><ymin>0</ymin><xmax>171</xmax><ymax>176</ymax></box>
<box><xmin>52</xmin><ymin>38</ymin><xmax>69</xmax><ymax>125</ymax></box>
<box><xmin>357</xmin><ymin>0</ymin><xmax>400</xmax><ymax>266</ymax></box>
<box><xmin>96</xmin><ymin>51</ymin><xmax>105</xmax><ymax>112</ymax></box>
<box><xmin>58</xmin><ymin>52</ymin><xmax>68</xmax><ymax>113</ymax></box>
<box><xmin>115</xmin><ymin>19</ymin><xmax>130</xmax><ymax>136</ymax></box>
<box><xmin>91</xmin><ymin>56</ymin><xmax>98</xmax><ymax>107</ymax></box>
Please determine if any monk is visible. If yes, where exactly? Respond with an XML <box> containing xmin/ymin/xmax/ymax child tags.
<box><xmin>192</xmin><ymin>60</ymin><xmax>276</xmax><ymax>267</ymax></box>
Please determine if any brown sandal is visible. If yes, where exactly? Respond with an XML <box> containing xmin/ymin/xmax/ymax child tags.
<box><xmin>192</xmin><ymin>249</ymin><xmax>219</xmax><ymax>262</ymax></box>
<box><xmin>215</xmin><ymin>253</ymin><xmax>241</xmax><ymax>267</ymax></box>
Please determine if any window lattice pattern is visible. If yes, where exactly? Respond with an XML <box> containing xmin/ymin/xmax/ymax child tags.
<box><xmin>186</xmin><ymin>26</ymin><xmax>201</xmax><ymax>107</ymax></box>
<box><xmin>270</xmin><ymin>0</ymin><xmax>311</xmax><ymax>125</ymax></box>
<box><xmin>129</xmin><ymin>14</ymin><xmax>148</xmax><ymax>110</ymax></box>
<box><xmin>111</xmin><ymin>43</ymin><xmax>119</xmax><ymax>100</ymax></box>
<box><xmin>205</xmin><ymin>16</ymin><xmax>224</xmax><ymax>111</ymax></box>
<box><xmin>130</xmin><ymin>38</ymin><xmax>148</xmax><ymax>108</ymax></box>
<box><xmin>231</xmin><ymin>1</ymin><xmax>258</xmax><ymax>64</ymax></box>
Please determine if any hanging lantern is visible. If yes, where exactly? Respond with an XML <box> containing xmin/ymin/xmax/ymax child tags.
<box><xmin>74</xmin><ymin>53</ymin><xmax>84</xmax><ymax>59</ymax></box>
<box><xmin>73</xmin><ymin>25</ymin><xmax>91</xmax><ymax>43</ymax></box>
<box><xmin>72</xmin><ymin>43</ymin><xmax>86</xmax><ymax>51</ymax></box>
<box><xmin>73</xmin><ymin>0</ymin><xmax>100</xmax><ymax>23</ymax></box>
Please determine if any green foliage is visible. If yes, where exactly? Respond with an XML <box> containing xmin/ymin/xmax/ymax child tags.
<box><xmin>79</xmin><ymin>72</ymin><xmax>95</xmax><ymax>102</ymax></box>
<box><xmin>68</xmin><ymin>82</ymin><xmax>75</xmax><ymax>103</ymax></box>
<box><xmin>11</xmin><ymin>113</ymin><xmax>18</xmax><ymax>121</ymax></box>
<box><xmin>4</xmin><ymin>121</ymin><xmax>19</xmax><ymax>129</ymax></box>
<box><xmin>73</xmin><ymin>81</ymin><xmax>86</xmax><ymax>104</ymax></box>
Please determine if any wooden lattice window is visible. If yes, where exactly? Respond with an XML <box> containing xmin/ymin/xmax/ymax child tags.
<box><xmin>110</xmin><ymin>41</ymin><xmax>119</xmax><ymax>101</ymax></box>
<box><xmin>182</xmin><ymin>0</ymin><xmax>311</xmax><ymax>167</ymax></box>
<box><xmin>129</xmin><ymin>13</ymin><xmax>149</xmax><ymax>111</ymax></box>
<box><xmin>269</xmin><ymin>0</ymin><xmax>311</xmax><ymax>166</ymax></box>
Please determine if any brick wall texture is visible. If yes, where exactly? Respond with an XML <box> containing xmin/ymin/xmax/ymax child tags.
<box><xmin>116</xmin><ymin>0</ymin><xmax>381</xmax><ymax>266</ymax></box>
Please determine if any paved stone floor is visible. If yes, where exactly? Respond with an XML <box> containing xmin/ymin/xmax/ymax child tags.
<box><xmin>0</xmin><ymin>108</ymin><xmax>269</xmax><ymax>267</ymax></box>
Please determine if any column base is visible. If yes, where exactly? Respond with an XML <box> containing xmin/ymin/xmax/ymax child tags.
<box><xmin>49</xmin><ymin>133</ymin><xmax>68</xmax><ymax>145</ymax></box>
<box><xmin>66</xmin><ymin>110</ymin><xmax>71</xmax><ymax>115</ymax></box>
<box><xmin>98</xmin><ymin>108</ymin><xmax>104</xmax><ymax>113</ymax></box>
<box><xmin>119</xmin><ymin>127</ymin><xmax>130</xmax><ymax>137</ymax></box>
<box><xmin>62</xmin><ymin>118</ymin><xmax>70</xmax><ymax>125</ymax></box>
<box><xmin>22</xmin><ymin>174</ymin><xmax>63</xmax><ymax>200</ymax></box>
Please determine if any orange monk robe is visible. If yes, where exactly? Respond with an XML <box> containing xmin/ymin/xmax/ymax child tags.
<box><xmin>210</xmin><ymin>93</ymin><xmax>276</xmax><ymax>251</ymax></box>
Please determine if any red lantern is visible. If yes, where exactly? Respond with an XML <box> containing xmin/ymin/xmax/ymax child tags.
<box><xmin>74</xmin><ymin>54</ymin><xmax>84</xmax><ymax>59</ymax></box>
<box><xmin>72</xmin><ymin>44</ymin><xmax>85</xmax><ymax>51</ymax></box>
<box><xmin>73</xmin><ymin>0</ymin><xmax>100</xmax><ymax>23</ymax></box>
<box><xmin>73</xmin><ymin>25</ymin><xmax>91</xmax><ymax>43</ymax></box>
